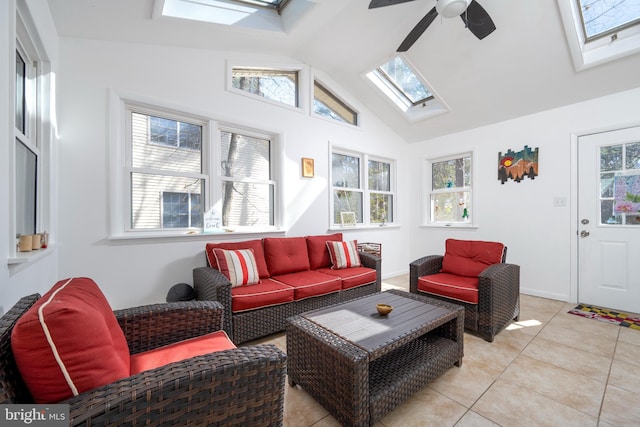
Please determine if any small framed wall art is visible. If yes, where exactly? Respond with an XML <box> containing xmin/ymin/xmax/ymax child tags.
<box><xmin>340</xmin><ymin>211</ymin><xmax>357</xmax><ymax>227</ymax></box>
<box><xmin>302</xmin><ymin>157</ymin><xmax>314</xmax><ymax>178</ymax></box>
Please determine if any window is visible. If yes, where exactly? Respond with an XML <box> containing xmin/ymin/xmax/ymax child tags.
<box><xmin>233</xmin><ymin>0</ymin><xmax>291</xmax><ymax>13</ymax></box>
<box><xmin>331</xmin><ymin>149</ymin><xmax>395</xmax><ymax>226</ymax></box>
<box><xmin>424</xmin><ymin>153</ymin><xmax>473</xmax><ymax>226</ymax></box>
<box><xmin>232</xmin><ymin>67</ymin><xmax>298</xmax><ymax>107</ymax></box>
<box><xmin>366</xmin><ymin>55</ymin><xmax>448</xmax><ymax>122</ymax></box>
<box><xmin>600</xmin><ymin>142</ymin><xmax>640</xmax><ymax>225</ymax></box>
<box><xmin>313</xmin><ymin>80</ymin><xmax>358</xmax><ymax>126</ymax></box>
<box><xmin>116</xmin><ymin>99</ymin><xmax>278</xmax><ymax>236</ymax></box>
<box><xmin>558</xmin><ymin>0</ymin><xmax>640</xmax><ymax>70</ymax></box>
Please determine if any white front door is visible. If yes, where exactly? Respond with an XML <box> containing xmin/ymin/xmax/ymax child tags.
<box><xmin>578</xmin><ymin>126</ymin><xmax>640</xmax><ymax>313</ymax></box>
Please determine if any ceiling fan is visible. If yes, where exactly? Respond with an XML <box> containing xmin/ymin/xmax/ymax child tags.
<box><xmin>369</xmin><ymin>0</ymin><xmax>496</xmax><ymax>52</ymax></box>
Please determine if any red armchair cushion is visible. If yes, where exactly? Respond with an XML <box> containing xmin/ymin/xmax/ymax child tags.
<box><xmin>130</xmin><ymin>331</ymin><xmax>235</xmax><ymax>375</ymax></box>
<box><xmin>213</xmin><ymin>248</ymin><xmax>261</xmax><ymax>287</ymax></box>
<box><xmin>440</xmin><ymin>239</ymin><xmax>505</xmax><ymax>277</ymax></box>
<box><xmin>263</xmin><ymin>237</ymin><xmax>310</xmax><ymax>276</ymax></box>
<box><xmin>11</xmin><ymin>277</ymin><xmax>130</xmax><ymax>403</ymax></box>
<box><xmin>231</xmin><ymin>278</ymin><xmax>295</xmax><ymax>312</ymax></box>
<box><xmin>306</xmin><ymin>233</ymin><xmax>343</xmax><ymax>270</ymax></box>
<box><xmin>326</xmin><ymin>240</ymin><xmax>361</xmax><ymax>269</ymax></box>
<box><xmin>206</xmin><ymin>239</ymin><xmax>270</xmax><ymax>279</ymax></box>
<box><xmin>418</xmin><ymin>273</ymin><xmax>479</xmax><ymax>304</ymax></box>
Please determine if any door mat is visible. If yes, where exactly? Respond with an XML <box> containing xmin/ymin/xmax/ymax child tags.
<box><xmin>568</xmin><ymin>304</ymin><xmax>640</xmax><ymax>330</ymax></box>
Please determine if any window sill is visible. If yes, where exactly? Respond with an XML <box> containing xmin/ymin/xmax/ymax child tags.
<box><xmin>420</xmin><ymin>223</ymin><xmax>478</xmax><ymax>229</ymax></box>
<box><xmin>108</xmin><ymin>229</ymin><xmax>286</xmax><ymax>242</ymax></box>
<box><xmin>8</xmin><ymin>244</ymin><xmax>55</xmax><ymax>267</ymax></box>
<box><xmin>329</xmin><ymin>223</ymin><xmax>401</xmax><ymax>232</ymax></box>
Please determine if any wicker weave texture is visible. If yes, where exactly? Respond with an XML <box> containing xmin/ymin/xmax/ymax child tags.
<box><xmin>0</xmin><ymin>294</ymin><xmax>287</xmax><ymax>426</ymax></box>
<box><xmin>286</xmin><ymin>290</ymin><xmax>464</xmax><ymax>427</ymax></box>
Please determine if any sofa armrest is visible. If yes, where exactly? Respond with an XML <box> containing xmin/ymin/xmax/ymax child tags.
<box><xmin>114</xmin><ymin>301</ymin><xmax>225</xmax><ymax>355</ymax></box>
<box><xmin>65</xmin><ymin>344</ymin><xmax>287</xmax><ymax>427</ymax></box>
<box><xmin>409</xmin><ymin>255</ymin><xmax>444</xmax><ymax>293</ymax></box>
<box><xmin>193</xmin><ymin>266</ymin><xmax>233</xmax><ymax>338</ymax></box>
<box><xmin>478</xmin><ymin>263</ymin><xmax>521</xmax><ymax>335</ymax></box>
<box><xmin>359</xmin><ymin>252</ymin><xmax>382</xmax><ymax>292</ymax></box>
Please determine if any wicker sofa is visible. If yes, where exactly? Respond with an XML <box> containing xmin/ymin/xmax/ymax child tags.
<box><xmin>193</xmin><ymin>233</ymin><xmax>382</xmax><ymax>344</ymax></box>
<box><xmin>0</xmin><ymin>280</ymin><xmax>287</xmax><ymax>426</ymax></box>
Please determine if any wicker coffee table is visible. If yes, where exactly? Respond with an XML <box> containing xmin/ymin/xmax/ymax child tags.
<box><xmin>286</xmin><ymin>289</ymin><xmax>464</xmax><ymax>427</ymax></box>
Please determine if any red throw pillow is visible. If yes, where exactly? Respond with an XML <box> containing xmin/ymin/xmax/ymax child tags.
<box><xmin>326</xmin><ymin>240</ymin><xmax>361</xmax><ymax>269</ymax></box>
<box><xmin>306</xmin><ymin>233</ymin><xmax>343</xmax><ymax>270</ymax></box>
<box><xmin>263</xmin><ymin>237</ymin><xmax>311</xmax><ymax>276</ymax></box>
<box><xmin>213</xmin><ymin>248</ymin><xmax>261</xmax><ymax>287</ymax></box>
<box><xmin>440</xmin><ymin>239</ymin><xmax>505</xmax><ymax>277</ymax></box>
<box><xmin>11</xmin><ymin>277</ymin><xmax>130</xmax><ymax>403</ymax></box>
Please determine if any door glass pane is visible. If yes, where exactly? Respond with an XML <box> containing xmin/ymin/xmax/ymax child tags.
<box><xmin>600</xmin><ymin>142</ymin><xmax>640</xmax><ymax>225</ymax></box>
<box><xmin>600</xmin><ymin>145</ymin><xmax>622</xmax><ymax>171</ymax></box>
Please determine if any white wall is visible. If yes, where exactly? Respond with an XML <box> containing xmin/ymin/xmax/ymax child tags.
<box><xmin>408</xmin><ymin>87</ymin><xmax>640</xmax><ymax>303</ymax></box>
<box><xmin>55</xmin><ymin>38</ymin><xmax>410</xmax><ymax>309</ymax></box>
<box><xmin>0</xmin><ymin>0</ymin><xmax>59</xmax><ymax>315</ymax></box>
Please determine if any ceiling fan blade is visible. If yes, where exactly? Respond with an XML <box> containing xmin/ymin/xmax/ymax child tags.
<box><xmin>397</xmin><ymin>6</ymin><xmax>438</xmax><ymax>52</ymax></box>
<box><xmin>369</xmin><ymin>0</ymin><xmax>417</xmax><ymax>9</ymax></box>
<box><xmin>460</xmin><ymin>0</ymin><xmax>496</xmax><ymax>40</ymax></box>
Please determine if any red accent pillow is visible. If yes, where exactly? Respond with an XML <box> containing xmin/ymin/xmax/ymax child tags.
<box><xmin>213</xmin><ymin>248</ymin><xmax>261</xmax><ymax>287</ymax></box>
<box><xmin>11</xmin><ymin>277</ymin><xmax>130</xmax><ymax>403</ymax></box>
<box><xmin>263</xmin><ymin>237</ymin><xmax>311</xmax><ymax>276</ymax></box>
<box><xmin>205</xmin><ymin>239</ymin><xmax>270</xmax><ymax>278</ymax></box>
<box><xmin>440</xmin><ymin>239</ymin><xmax>505</xmax><ymax>277</ymax></box>
<box><xmin>306</xmin><ymin>233</ymin><xmax>343</xmax><ymax>270</ymax></box>
<box><xmin>326</xmin><ymin>240</ymin><xmax>361</xmax><ymax>269</ymax></box>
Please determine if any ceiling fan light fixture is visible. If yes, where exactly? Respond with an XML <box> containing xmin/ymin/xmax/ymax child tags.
<box><xmin>435</xmin><ymin>0</ymin><xmax>472</xmax><ymax>18</ymax></box>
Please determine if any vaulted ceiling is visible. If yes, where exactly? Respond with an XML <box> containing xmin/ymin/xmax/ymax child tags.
<box><xmin>46</xmin><ymin>0</ymin><xmax>640</xmax><ymax>142</ymax></box>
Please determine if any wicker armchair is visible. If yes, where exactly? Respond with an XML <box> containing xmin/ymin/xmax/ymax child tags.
<box><xmin>410</xmin><ymin>240</ymin><xmax>520</xmax><ymax>342</ymax></box>
<box><xmin>0</xmin><ymin>294</ymin><xmax>287</xmax><ymax>426</ymax></box>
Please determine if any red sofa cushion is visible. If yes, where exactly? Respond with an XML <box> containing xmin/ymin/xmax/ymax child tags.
<box><xmin>317</xmin><ymin>266</ymin><xmax>377</xmax><ymax>290</ymax></box>
<box><xmin>440</xmin><ymin>239</ymin><xmax>505</xmax><ymax>277</ymax></box>
<box><xmin>326</xmin><ymin>240</ymin><xmax>361</xmax><ymax>269</ymax></box>
<box><xmin>213</xmin><ymin>248</ymin><xmax>261</xmax><ymax>287</ymax></box>
<box><xmin>272</xmin><ymin>271</ymin><xmax>342</xmax><ymax>300</ymax></box>
<box><xmin>418</xmin><ymin>273</ymin><xmax>479</xmax><ymax>304</ymax></box>
<box><xmin>11</xmin><ymin>277</ymin><xmax>130</xmax><ymax>403</ymax></box>
<box><xmin>306</xmin><ymin>233</ymin><xmax>343</xmax><ymax>270</ymax></box>
<box><xmin>263</xmin><ymin>237</ymin><xmax>310</xmax><ymax>276</ymax></box>
<box><xmin>130</xmin><ymin>331</ymin><xmax>235</xmax><ymax>375</ymax></box>
<box><xmin>206</xmin><ymin>239</ymin><xmax>270</xmax><ymax>279</ymax></box>
<box><xmin>231</xmin><ymin>278</ymin><xmax>295</xmax><ymax>313</ymax></box>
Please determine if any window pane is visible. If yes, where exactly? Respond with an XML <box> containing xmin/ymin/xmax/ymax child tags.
<box><xmin>132</xmin><ymin>112</ymin><xmax>202</xmax><ymax>173</ymax></box>
<box><xmin>432</xmin><ymin>157</ymin><xmax>469</xmax><ymax>190</ymax></box>
<box><xmin>371</xmin><ymin>193</ymin><xmax>392</xmax><ymax>224</ymax></box>
<box><xmin>578</xmin><ymin>0</ymin><xmax>640</xmax><ymax>40</ymax></box>
<box><xmin>220</xmin><ymin>131</ymin><xmax>270</xmax><ymax>180</ymax></box>
<box><xmin>379</xmin><ymin>56</ymin><xmax>432</xmax><ymax>104</ymax></box>
<box><xmin>221</xmin><ymin>182</ymin><xmax>273</xmax><ymax>227</ymax></box>
<box><xmin>313</xmin><ymin>81</ymin><xmax>357</xmax><ymax>125</ymax></box>
<box><xmin>369</xmin><ymin>160</ymin><xmax>390</xmax><ymax>191</ymax></box>
<box><xmin>15</xmin><ymin>50</ymin><xmax>26</xmax><ymax>134</ymax></box>
<box><xmin>16</xmin><ymin>140</ymin><xmax>37</xmax><ymax>236</ymax></box>
<box><xmin>232</xmin><ymin>68</ymin><xmax>297</xmax><ymax>107</ymax></box>
<box><xmin>332</xmin><ymin>153</ymin><xmax>360</xmax><ymax>188</ymax></box>
<box><xmin>131</xmin><ymin>173</ymin><xmax>203</xmax><ymax>229</ymax></box>
<box><xmin>601</xmin><ymin>145</ymin><xmax>622</xmax><ymax>171</ymax></box>
<box><xmin>333</xmin><ymin>190</ymin><xmax>363</xmax><ymax>224</ymax></box>
<box><xmin>162</xmin><ymin>192</ymin><xmax>202</xmax><ymax>228</ymax></box>
<box><xmin>431</xmin><ymin>191</ymin><xmax>470</xmax><ymax>223</ymax></box>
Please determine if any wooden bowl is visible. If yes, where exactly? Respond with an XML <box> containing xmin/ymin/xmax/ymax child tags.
<box><xmin>376</xmin><ymin>303</ymin><xmax>393</xmax><ymax>316</ymax></box>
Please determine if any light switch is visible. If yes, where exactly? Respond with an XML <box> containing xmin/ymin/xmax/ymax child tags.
<box><xmin>553</xmin><ymin>196</ymin><xmax>567</xmax><ymax>207</ymax></box>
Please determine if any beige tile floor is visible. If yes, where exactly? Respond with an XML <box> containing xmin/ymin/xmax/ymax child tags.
<box><xmin>245</xmin><ymin>275</ymin><xmax>640</xmax><ymax>427</ymax></box>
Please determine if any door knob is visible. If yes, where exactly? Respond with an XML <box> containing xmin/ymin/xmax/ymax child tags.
<box><xmin>580</xmin><ymin>230</ymin><xmax>590</xmax><ymax>238</ymax></box>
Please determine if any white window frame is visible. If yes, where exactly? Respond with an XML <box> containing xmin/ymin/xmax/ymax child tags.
<box><xmin>9</xmin><ymin>2</ymin><xmax>53</xmax><ymax>266</ymax></box>
<box><xmin>109</xmin><ymin>92</ymin><xmax>281</xmax><ymax>239</ymax></box>
<box><xmin>422</xmin><ymin>151</ymin><xmax>477</xmax><ymax>228</ymax></box>
<box><xmin>312</xmin><ymin>78</ymin><xmax>359</xmax><ymax>127</ymax></box>
<box><xmin>330</xmin><ymin>146</ymin><xmax>397</xmax><ymax>228</ymax></box>
<box><xmin>558</xmin><ymin>0</ymin><xmax>640</xmax><ymax>70</ymax></box>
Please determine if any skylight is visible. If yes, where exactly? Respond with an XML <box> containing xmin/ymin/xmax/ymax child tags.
<box><xmin>558</xmin><ymin>0</ymin><xmax>640</xmax><ymax>70</ymax></box>
<box><xmin>578</xmin><ymin>0</ymin><xmax>640</xmax><ymax>41</ymax></box>
<box><xmin>233</xmin><ymin>0</ymin><xmax>291</xmax><ymax>14</ymax></box>
<box><xmin>366</xmin><ymin>55</ymin><xmax>448</xmax><ymax>122</ymax></box>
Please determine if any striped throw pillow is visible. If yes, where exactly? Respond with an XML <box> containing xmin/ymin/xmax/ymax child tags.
<box><xmin>326</xmin><ymin>240</ymin><xmax>361</xmax><ymax>269</ymax></box>
<box><xmin>213</xmin><ymin>248</ymin><xmax>261</xmax><ymax>287</ymax></box>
